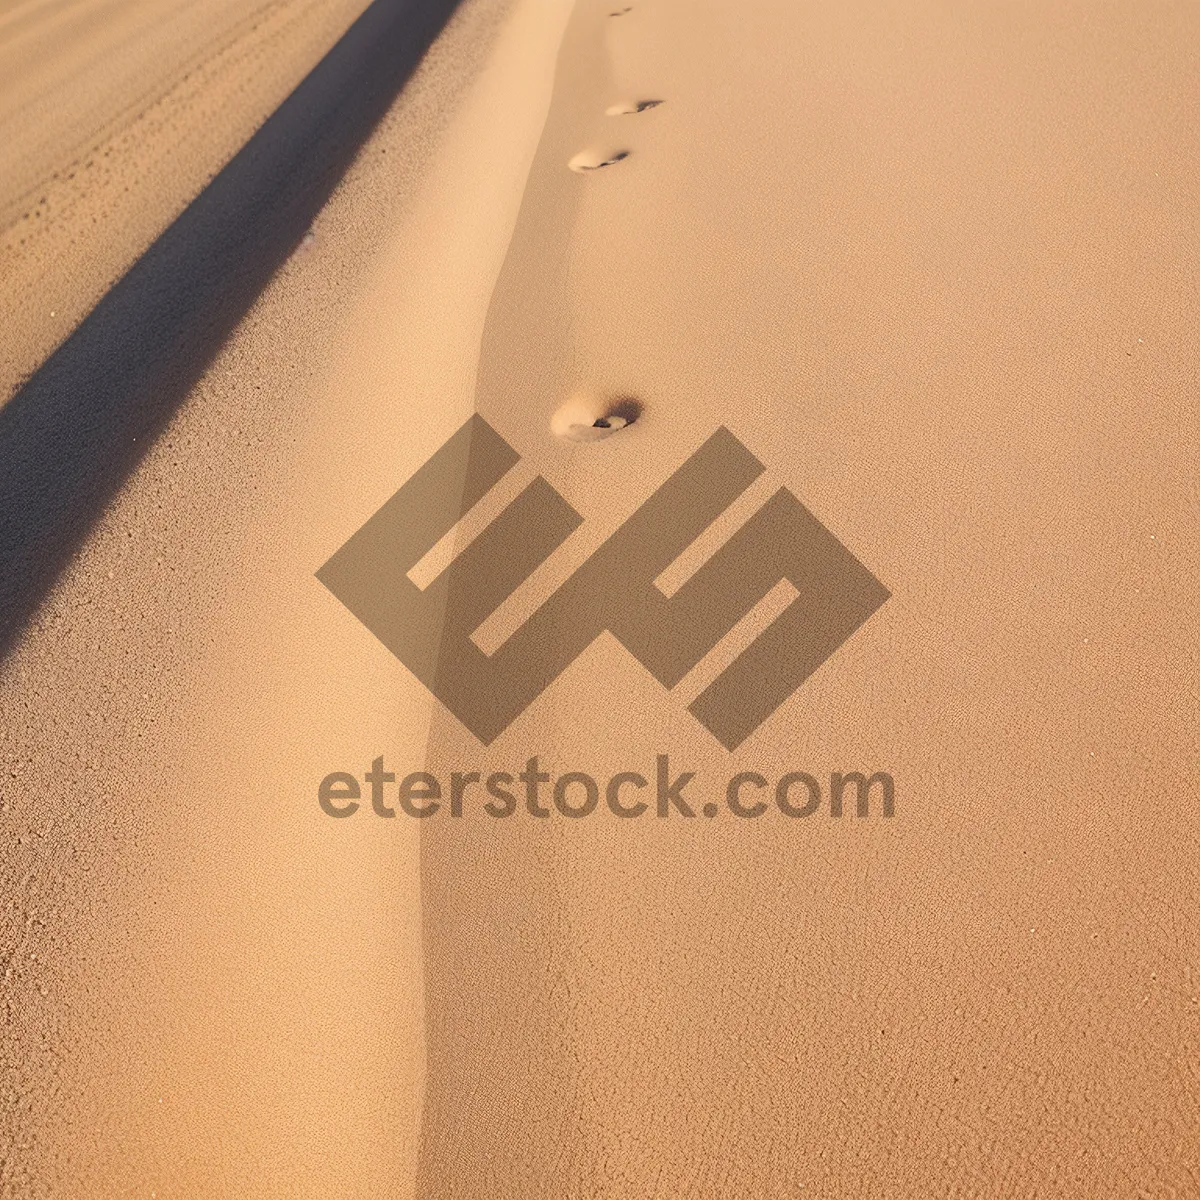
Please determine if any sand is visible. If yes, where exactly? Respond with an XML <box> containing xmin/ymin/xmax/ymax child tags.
<box><xmin>2</xmin><ymin>0</ymin><xmax>1198</xmax><ymax>1195</ymax></box>
<box><xmin>0</xmin><ymin>0</ymin><xmax>559</xmax><ymax>1190</ymax></box>
<box><xmin>0</xmin><ymin>0</ymin><xmax>389</xmax><ymax>401</ymax></box>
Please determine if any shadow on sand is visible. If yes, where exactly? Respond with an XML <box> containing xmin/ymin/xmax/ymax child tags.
<box><xmin>0</xmin><ymin>0</ymin><xmax>461</xmax><ymax>663</ymax></box>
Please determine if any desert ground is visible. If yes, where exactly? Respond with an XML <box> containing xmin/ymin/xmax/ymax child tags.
<box><xmin>1</xmin><ymin>0</ymin><xmax>1197</xmax><ymax>1196</ymax></box>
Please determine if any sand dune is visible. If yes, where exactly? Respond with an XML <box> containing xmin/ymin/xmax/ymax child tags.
<box><xmin>0</xmin><ymin>0</ymin><xmax>550</xmax><ymax>1191</ymax></box>
<box><xmin>2</xmin><ymin>0</ymin><xmax>1199</xmax><ymax>1195</ymax></box>
<box><xmin>409</xmin><ymin>0</ymin><xmax>1199</xmax><ymax>1192</ymax></box>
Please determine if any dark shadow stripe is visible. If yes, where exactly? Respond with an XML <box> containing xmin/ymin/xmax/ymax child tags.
<box><xmin>0</xmin><ymin>0</ymin><xmax>462</xmax><ymax>663</ymax></box>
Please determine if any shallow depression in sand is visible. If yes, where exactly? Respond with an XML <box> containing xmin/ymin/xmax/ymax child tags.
<box><xmin>605</xmin><ymin>99</ymin><xmax>662</xmax><ymax>116</ymax></box>
<box><xmin>551</xmin><ymin>394</ymin><xmax>642</xmax><ymax>442</ymax></box>
<box><xmin>568</xmin><ymin>147</ymin><xmax>630</xmax><ymax>173</ymax></box>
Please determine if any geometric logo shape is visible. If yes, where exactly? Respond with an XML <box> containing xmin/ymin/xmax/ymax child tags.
<box><xmin>316</xmin><ymin>416</ymin><xmax>889</xmax><ymax>749</ymax></box>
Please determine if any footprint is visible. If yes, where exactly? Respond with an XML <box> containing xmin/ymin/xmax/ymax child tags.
<box><xmin>552</xmin><ymin>394</ymin><xmax>642</xmax><ymax>442</ymax></box>
<box><xmin>568</xmin><ymin>147</ymin><xmax>630</xmax><ymax>173</ymax></box>
<box><xmin>605</xmin><ymin>99</ymin><xmax>663</xmax><ymax>116</ymax></box>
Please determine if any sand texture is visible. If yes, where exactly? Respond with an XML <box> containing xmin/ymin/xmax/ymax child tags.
<box><xmin>0</xmin><ymin>0</ymin><xmax>376</xmax><ymax>397</ymax></box>
<box><xmin>2</xmin><ymin>0</ymin><xmax>1198</xmax><ymax>1195</ymax></box>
